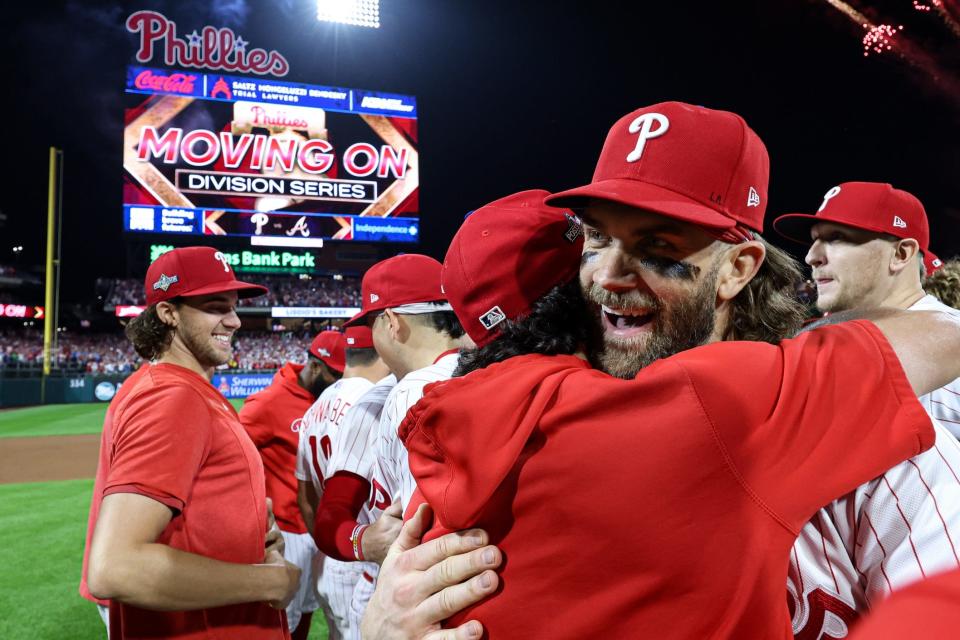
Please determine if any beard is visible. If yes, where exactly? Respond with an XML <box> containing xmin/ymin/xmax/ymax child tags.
<box><xmin>583</xmin><ymin>269</ymin><xmax>719</xmax><ymax>379</ymax></box>
<box><xmin>179</xmin><ymin>326</ymin><xmax>232</xmax><ymax>370</ymax></box>
<box><xmin>307</xmin><ymin>375</ymin><xmax>333</xmax><ymax>397</ymax></box>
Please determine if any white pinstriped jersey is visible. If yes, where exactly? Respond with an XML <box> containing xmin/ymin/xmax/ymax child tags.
<box><xmin>325</xmin><ymin>374</ymin><xmax>397</xmax><ymax>524</ymax></box>
<box><xmin>296</xmin><ymin>377</ymin><xmax>375</xmax><ymax>493</ymax></box>
<box><xmin>788</xmin><ymin>296</ymin><xmax>960</xmax><ymax>639</ymax></box>
<box><xmin>912</xmin><ymin>296</ymin><xmax>960</xmax><ymax>440</ymax></box>
<box><xmin>294</xmin><ymin>377</ymin><xmax>378</xmax><ymax>640</ymax></box>
<box><xmin>373</xmin><ymin>352</ymin><xmax>460</xmax><ymax>512</ymax></box>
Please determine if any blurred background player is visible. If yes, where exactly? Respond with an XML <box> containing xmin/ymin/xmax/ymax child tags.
<box><xmin>296</xmin><ymin>326</ymin><xmax>389</xmax><ymax>640</ymax></box>
<box><xmin>239</xmin><ymin>329</ymin><xmax>347</xmax><ymax>639</ymax></box>
<box><xmin>772</xmin><ymin>183</ymin><xmax>960</xmax><ymax>636</ymax></box>
<box><xmin>82</xmin><ymin>246</ymin><xmax>299</xmax><ymax>639</ymax></box>
<box><xmin>923</xmin><ymin>256</ymin><xmax>960</xmax><ymax>310</ymax></box>
<box><xmin>341</xmin><ymin>254</ymin><xmax>466</xmax><ymax>514</ymax></box>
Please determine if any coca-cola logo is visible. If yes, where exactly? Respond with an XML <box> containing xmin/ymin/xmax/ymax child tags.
<box><xmin>126</xmin><ymin>10</ymin><xmax>290</xmax><ymax>77</ymax></box>
<box><xmin>134</xmin><ymin>70</ymin><xmax>197</xmax><ymax>94</ymax></box>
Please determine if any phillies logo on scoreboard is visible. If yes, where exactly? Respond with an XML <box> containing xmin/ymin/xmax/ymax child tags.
<box><xmin>126</xmin><ymin>10</ymin><xmax>290</xmax><ymax>77</ymax></box>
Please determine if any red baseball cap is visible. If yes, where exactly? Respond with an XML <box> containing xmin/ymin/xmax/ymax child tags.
<box><xmin>145</xmin><ymin>246</ymin><xmax>267</xmax><ymax>305</ymax></box>
<box><xmin>773</xmin><ymin>182</ymin><xmax>942</xmax><ymax>273</ymax></box>
<box><xmin>546</xmin><ymin>101</ymin><xmax>770</xmax><ymax>232</ymax></box>
<box><xmin>343</xmin><ymin>254</ymin><xmax>445</xmax><ymax>327</ymax></box>
<box><xmin>309</xmin><ymin>330</ymin><xmax>346</xmax><ymax>372</ymax></box>
<box><xmin>344</xmin><ymin>326</ymin><xmax>374</xmax><ymax>349</ymax></box>
<box><xmin>443</xmin><ymin>189</ymin><xmax>584</xmax><ymax>347</ymax></box>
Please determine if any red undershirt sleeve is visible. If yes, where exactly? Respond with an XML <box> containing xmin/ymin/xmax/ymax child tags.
<box><xmin>313</xmin><ymin>471</ymin><xmax>370</xmax><ymax>560</ymax></box>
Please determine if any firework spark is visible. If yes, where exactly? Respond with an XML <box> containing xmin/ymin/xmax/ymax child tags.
<box><xmin>862</xmin><ymin>23</ymin><xmax>904</xmax><ymax>56</ymax></box>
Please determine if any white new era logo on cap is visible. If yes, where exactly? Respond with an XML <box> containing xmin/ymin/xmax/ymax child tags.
<box><xmin>347</xmin><ymin>337</ymin><xmax>356</xmax><ymax>345</ymax></box>
<box><xmin>747</xmin><ymin>187</ymin><xmax>760</xmax><ymax>208</ymax></box>
<box><xmin>893</xmin><ymin>216</ymin><xmax>907</xmax><ymax>229</ymax></box>
<box><xmin>318</xmin><ymin>348</ymin><xmax>331</xmax><ymax>357</ymax></box>
<box><xmin>370</xmin><ymin>293</ymin><xmax>380</xmax><ymax>303</ymax></box>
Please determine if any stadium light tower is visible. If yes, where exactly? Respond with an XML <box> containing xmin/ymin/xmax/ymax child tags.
<box><xmin>316</xmin><ymin>0</ymin><xmax>380</xmax><ymax>28</ymax></box>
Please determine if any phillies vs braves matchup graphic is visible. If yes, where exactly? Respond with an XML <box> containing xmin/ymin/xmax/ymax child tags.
<box><xmin>122</xmin><ymin>11</ymin><xmax>420</xmax><ymax>245</ymax></box>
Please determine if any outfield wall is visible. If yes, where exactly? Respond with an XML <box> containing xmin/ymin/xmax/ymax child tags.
<box><xmin>0</xmin><ymin>371</ymin><xmax>275</xmax><ymax>407</ymax></box>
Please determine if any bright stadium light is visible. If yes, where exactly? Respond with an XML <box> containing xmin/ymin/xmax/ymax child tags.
<box><xmin>316</xmin><ymin>0</ymin><xmax>380</xmax><ymax>28</ymax></box>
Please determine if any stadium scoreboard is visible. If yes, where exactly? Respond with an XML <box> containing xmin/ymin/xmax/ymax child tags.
<box><xmin>122</xmin><ymin>11</ymin><xmax>419</xmax><ymax>247</ymax></box>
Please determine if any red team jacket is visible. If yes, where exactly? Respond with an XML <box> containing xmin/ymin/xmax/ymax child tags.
<box><xmin>239</xmin><ymin>362</ymin><xmax>316</xmax><ymax>533</ymax></box>
<box><xmin>401</xmin><ymin>321</ymin><xmax>934</xmax><ymax>639</ymax></box>
<box><xmin>83</xmin><ymin>363</ymin><xmax>288</xmax><ymax>639</ymax></box>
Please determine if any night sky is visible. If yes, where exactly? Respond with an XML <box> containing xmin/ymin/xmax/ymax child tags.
<box><xmin>4</xmin><ymin>0</ymin><xmax>959</xmax><ymax>305</ymax></box>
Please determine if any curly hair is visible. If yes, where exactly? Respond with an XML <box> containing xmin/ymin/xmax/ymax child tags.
<box><xmin>725</xmin><ymin>236</ymin><xmax>808</xmax><ymax>343</ymax></box>
<box><xmin>124</xmin><ymin>303</ymin><xmax>176</xmax><ymax>360</ymax></box>
<box><xmin>923</xmin><ymin>257</ymin><xmax>960</xmax><ymax>310</ymax></box>
<box><xmin>453</xmin><ymin>280</ymin><xmax>597</xmax><ymax>377</ymax></box>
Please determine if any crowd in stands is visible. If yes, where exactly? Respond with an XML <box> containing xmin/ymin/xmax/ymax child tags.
<box><xmin>0</xmin><ymin>329</ymin><xmax>314</xmax><ymax>373</ymax></box>
<box><xmin>101</xmin><ymin>275</ymin><xmax>361</xmax><ymax>309</ymax></box>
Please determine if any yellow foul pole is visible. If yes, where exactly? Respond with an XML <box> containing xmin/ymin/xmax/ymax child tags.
<box><xmin>43</xmin><ymin>147</ymin><xmax>59</xmax><ymax>377</ymax></box>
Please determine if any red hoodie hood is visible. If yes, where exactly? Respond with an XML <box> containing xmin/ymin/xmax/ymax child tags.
<box><xmin>399</xmin><ymin>353</ymin><xmax>590</xmax><ymax>530</ymax></box>
<box><xmin>277</xmin><ymin>362</ymin><xmax>314</xmax><ymax>401</ymax></box>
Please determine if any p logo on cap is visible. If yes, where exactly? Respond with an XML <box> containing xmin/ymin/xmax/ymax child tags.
<box><xmin>772</xmin><ymin>181</ymin><xmax>942</xmax><ymax>273</ymax></box>
<box><xmin>546</xmin><ymin>101</ymin><xmax>770</xmax><ymax>233</ymax></box>
<box><xmin>626</xmin><ymin>113</ymin><xmax>670</xmax><ymax>162</ymax></box>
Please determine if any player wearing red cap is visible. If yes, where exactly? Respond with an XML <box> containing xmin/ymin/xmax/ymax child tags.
<box><xmin>239</xmin><ymin>330</ymin><xmax>347</xmax><ymax>639</ymax></box>
<box><xmin>83</xmin><ymin>246</ymin><xmax>299</xmax><ymax>639</ymax></box>
<box><xmin>296</xmin><ymin>326</ymin><xmax>390</xmax><ymax>640</ymax></box>
<box><xmin>369</xmin><ymin>103</ymin><xmax>960</xmax><ymax>639</ymax></box>
<box><xmin>342</xmin><ymin>254</ymin><xmax>467</xmax><ymax>515</ymax></box>
<box><xmin>770</xmin><ymin>184</ymin><xmax>960</xmax><ymax>637</ymax></box>
<box><xmin>923</xmin><ymin>257</ymin><xmax>960</xmax><ymax>309</ymax></box>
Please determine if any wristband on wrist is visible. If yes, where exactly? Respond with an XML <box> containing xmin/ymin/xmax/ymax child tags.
<box><xmin>350</xmin><ymin>524</ymin><xmax>368</xmax><ymax>561</ymax></box>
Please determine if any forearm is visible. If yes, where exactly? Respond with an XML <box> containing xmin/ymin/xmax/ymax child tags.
<box><xmin>297</xmin><ymin>479</ymin><xmax>318</xmax><ymax>533</ymax></box>
<box><xmin>89</xmin><ymin>543</ymin><xmax>289</xmax><ymax>610</ymax></box>
<box><xmin>805</xmin><ymin>309</ymin><xmax>960</xmax><ymax>396</ymax></box>
<box><xmin>314</xmin><ymin>473</ymin><xmax>370</xmax><ymax>561</ymax></box>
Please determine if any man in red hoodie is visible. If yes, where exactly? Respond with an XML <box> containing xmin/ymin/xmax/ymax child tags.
<box><xmin>395</xmin><ymin>160</ymin><xmax>960</xmax><ymax>640</ymax></box>
<box><xmin>240</xmin><ymin>330</ymin><xmax>346</xmax><ymax>639</ymax></box>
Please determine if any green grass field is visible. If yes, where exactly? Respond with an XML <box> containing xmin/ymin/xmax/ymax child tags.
<box><xmin>0</xmin><ymin>402</ymin><xmax>328</xmax><ymax>639</ymax></box>
<box><xmin>0</xmin><ymin>400</ymin><xmax>245</xmax><ymax>438</ymax></box>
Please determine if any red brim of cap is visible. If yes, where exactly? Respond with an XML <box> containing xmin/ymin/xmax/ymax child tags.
<box><xmin>545</xmin><ymin>179</ymin><xmax>736</xmax><ymax>229</ymax></box>
<box><xmin>178</xmin><ymin>280</ymin><xmax>268</xmax><ymax>300</ymax></box>
<box><xmin>771</xmin><ymin>214</ymin><xmax>821</xmax><ymax>244</ymax></box>
<box><xmin>773</xmin><ymin>212</ymin><xmax>923</xmax><ymax>246</ymax></box>
<box><xmin>343</xmin><ymin>300</ymin><xmax>393</xmax><ymax>327</ymax></box>
<box><xmin>342</xmin><ymin>309</ymin><xmax>369</xmax><ymax>328</ymax></box>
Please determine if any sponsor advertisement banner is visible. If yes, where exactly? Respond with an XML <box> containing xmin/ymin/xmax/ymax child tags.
<box><xmin>211</xmin><ymin>372</ymin><xmax>274</xmax><ymax>398</ymax></box>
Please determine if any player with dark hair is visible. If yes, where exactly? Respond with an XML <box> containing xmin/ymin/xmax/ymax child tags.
<box><xmin>239</xmin><ymin>330</ymin><xmax>346</xmax><ymax>639</ymax></box>
<box><xmin>340</xmin><ymin>255</ymin><xmax>467</xmax><ymax>518</ymax></box>
<box><xmin>82</xmin><ymin>246</ymin><xmax>299</xmax><ymax>639</ymax></box>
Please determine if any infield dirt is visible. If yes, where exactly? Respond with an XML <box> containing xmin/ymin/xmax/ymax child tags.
<box><xmin>0</xmin><ymin>435</ymin><xmax>99</xmax><ymax>484</ymax></box>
